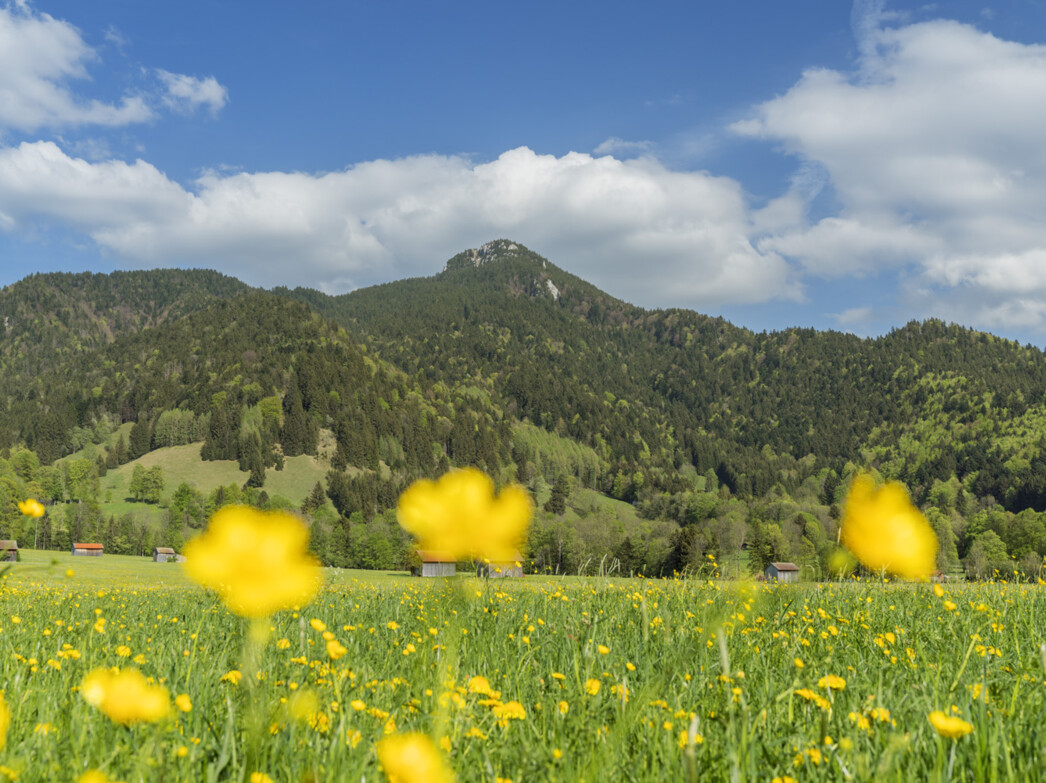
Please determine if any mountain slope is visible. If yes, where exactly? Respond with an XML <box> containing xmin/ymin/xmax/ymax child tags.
<box><xmin>278</xmin><ymin>240</ymin><xmax>1046</xmax><ymax>508</ymax></box>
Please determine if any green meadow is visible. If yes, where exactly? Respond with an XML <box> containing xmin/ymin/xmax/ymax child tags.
<box><xmin>1</xmin><ymin>552</ymin><xmax>1043</xmax><ymax>781</ymax></box>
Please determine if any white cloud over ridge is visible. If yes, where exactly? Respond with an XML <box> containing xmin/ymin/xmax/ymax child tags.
<box><xmin>0</xmin><ymin>142</ymin><xmax>796</xmax><ymax>306</ymax></box>
<box><xmin>735</xmin><ymin>14</ymin><xmax>1046</xmax><ymax>330</ymax></box>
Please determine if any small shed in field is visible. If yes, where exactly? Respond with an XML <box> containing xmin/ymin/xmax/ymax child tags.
<box><xmin>72</xmin><ymin>542</ymin><xmax>104</xmax><ymax>557</ymax></box>
<box><xmin>0</xmin><ymin>540</ymin><xmax>17</xmax><ymax>562</ymax></box>
<box><xmin>766</xmin><ymin>562</ymin><xmax>799</xmax><ymax>583</ymax></box>
<box><xmin>415</xmin><ymin>550</ymin><xmax>456</xmax><ymax>578</ymax></box>
<box><xmin>153</xmin><ymin>546</ymin><xmax>177</xmax><ymax>562</ymax></box>
<box><xmin>480</xmin><ymin>552</ymin><xmax>524</xmax><ymax>579</ymax></box>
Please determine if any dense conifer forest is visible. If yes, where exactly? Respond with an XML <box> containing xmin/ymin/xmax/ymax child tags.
<box><xmin>1</xmin><ymin>240</ymin><xmax>1045</xmax><ymax>580</ymax></box>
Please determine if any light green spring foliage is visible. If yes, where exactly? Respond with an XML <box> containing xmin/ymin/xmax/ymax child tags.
<box><xmin>0</xmin><ymin>552</ymin><xmax>1043</xmax><ymax>781</ymax></box>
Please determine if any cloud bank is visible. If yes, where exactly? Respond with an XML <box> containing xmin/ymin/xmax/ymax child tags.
<box><xmin>0</xmin><ymin>141</ymin><xmax>795</xmax><ymax>305</ymax></box>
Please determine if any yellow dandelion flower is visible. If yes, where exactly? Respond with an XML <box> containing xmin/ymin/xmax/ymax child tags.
<box><xmin>943</xmin><ymin>600</ymin><xmax>957</xmax><ymax>612</ymax></box>
<box><xmin>80</xmin><ymin>668</ymin><xmax>170</xmax><ymax>725</ymax></box>
<box><xmin>175</xmin><ymin>694</ymin><xmax>193</xmax><ymax>713</ymax></box>
<box><xmin>492</xmin><ymin>700</ymin><xmax>526</xmax><ymax>720</ymax></box>
<box><xmin>928</xmin><ymin>710</ymin><xmax>973</xmax><ymax>739</ymax></box>
<box><xmin>597</xmin><ymin>644</ymin><xmax>610</xmax><ymax>655</ymax></box>
<box><xmin>584</xmin><ymin>678</ymin><xmax>601</xmax><ymax>695</ymax></box>
<box><xmin>794</xmin><ymin>688</ymin><xmax>831</xmax><ymax>711</ymax></box>
<box><xmin>397</xmin><ymin>468</ymin><xmax>532</xmax><ymax>561</ymax></box>
<box><xmin>467</xmin><ymin>676</ymin><xmax>495</xmax><ymax>696</ymax></box>
<box><xmin>377</xmin><ymin>732</ymin><xmax>453</xmax><ymax>783</ymax></box>
<box><xmin>183</xmin><ymin>505</ymin><xmax>321</xmax><ymax>618</ymax></box>
<box><xmin>818</xmin><ymin>675</ymin><xmax>846</xmax><ymax>691</ymax></box>
<box><xmin>558</xmin><ymin>700</ymin><xmax>569</xmax><ymax>715</ymax></box>
<box><xmin>840</xmin><ymin>473</ymin><xmax>937</xmax><ymax>579</ymax></box>
<box><xmin>17</xmin><ymin>498</ymin><xmax>44</xmax><ymax>518</ymax></box>
<box><xmin>309</xmin><ymin>619</ymin><xmax>326</xmax><ymax>632</ymax></box>
<box><xmin>326</xmin><ymin>639</ymin><xmax>348</xmax><ymax>660</ymax></box>
<box><xmin>250</xmin><ymin>774</ymin><xmax>274</xmax><ymax>783</ymax></box>
<box><xmin>220</xmin><ymin>670</ymin><xmax>243</xmax><ymax>685</ymax></box>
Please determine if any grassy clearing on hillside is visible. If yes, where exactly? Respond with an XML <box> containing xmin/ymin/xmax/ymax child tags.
<box><xmin>0</xmin><ymin>557</ymin><xmax>1043</xmax><ymax>781</ymax></box>
<box><xmin>98</xmin><ymin>443</ymin><xmax>326</xmax><ymax>510</ymax></box>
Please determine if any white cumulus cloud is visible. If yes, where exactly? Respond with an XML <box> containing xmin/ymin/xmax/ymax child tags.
<box><xmin>734</xmin><ymin>12</ymin><xmax>1046</xmax><ymax>330</ymax></box>
<box><xmin>0</xmin><ymin>5</ymin><xmax>152</xmax><ymax>131</ymax></box>
<box><xmin>157</xmin><ymin>70</ymin><xmax>228</xmax><ymax>116</ymax></box>
<box><xmin>0</xmin><ymin>5</ymin><xmax>228</xmax><ymax>132</ymax></box>
<box><xmin>0</xmin><ymin>142</ymin><xmax>797</xmax><ymax>306</ymax></box>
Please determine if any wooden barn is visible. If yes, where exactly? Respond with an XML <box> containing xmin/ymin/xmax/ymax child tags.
<box><xmin>766</xmin><ymin>562</ymin><xmax>799</xmax><ymax>583</ymax></box>
<box><xmin>72</xmin><ymin>542</ymin><xmax>104</xmax><ymax>557</ymax></box>
<box><xmin>0</xmin><ymin>540</ymin><xmax>17</xmax><ymax>562</ymax></box>
<box><xmin>480</xmin><ymin>552</ymin><xmax>524</xmax><ymax>579</ymax></box>
<box><xmin>152</xmin><ymin>546</ymin><xmax>177</xmax><ymax>562</ymax></box>
<box><xmin>414</xmin><ymin>550</ymin><xmax>456</xmax><ymax>578</ymax></box>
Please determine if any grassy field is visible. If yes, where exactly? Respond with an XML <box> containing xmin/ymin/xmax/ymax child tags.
<box><xmin>0</xmin><ymin>550</ymin><xmax>1043</xmax><ymax>781</ymax></box>
<box><xmin>92</xmin><ymin>444</ymin><xmax>329</xmax><ymax>527</ymax></box>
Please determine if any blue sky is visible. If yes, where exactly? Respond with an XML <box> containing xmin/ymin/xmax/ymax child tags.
<box><xmin>4</xmin><ymin>1</ymin><xmax>1046</xmax><ymax>344</ymax></box>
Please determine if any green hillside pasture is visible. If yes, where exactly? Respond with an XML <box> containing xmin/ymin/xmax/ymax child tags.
<box><xmin>100</xmin><ymin>444</ymin><xmax>328</xmax><ymax>507</ymax></box>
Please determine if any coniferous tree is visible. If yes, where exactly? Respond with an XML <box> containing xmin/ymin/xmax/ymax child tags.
<box><xmin>128</xmin><ymin>418</ymin><xmax>152</xmax><ymax>461</ymax></box>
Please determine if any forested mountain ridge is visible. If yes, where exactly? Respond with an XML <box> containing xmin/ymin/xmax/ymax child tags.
<box><xmin>0</xmin><ymin>268</ymin><xmax>251</xmax><ymax>386</ymax></box>
<box><xmin>3</xmin><ymin>243</ymin><xmax>1046</xmax><ymax>579</ymax></box>
<box><xmin>280</xmin><ymin>240</ymin><xmax>1046</xmax><ymax>510</ymax></box>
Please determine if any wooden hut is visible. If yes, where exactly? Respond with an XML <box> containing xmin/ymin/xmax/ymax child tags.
<box><xmin>481</xmin><ymin>552</ymin><xmax>524</xmax><ymax>579</ymax></box>
<box><xmin>153</xmin><ymin>546</ymin><xmax>177</xmax><ymax>563</ymax></box>
<box><xmin>71</xmin><ymin>542</ymin><xmax>104</xmax><ymax>557</ymax></box>
<box><xmin>766</xmin><ymin>562</ymin><xmax>799</xmax><ymax>583</ymax></box>
<box><xmin>0</xmin><ymin>540</ymin><xmax>17</xmax><ymax>562</ymax></box>
<box><xmin>415</xmin><ymin>550</ymin><xmax>456</xmax><ymax>578</ymax></box>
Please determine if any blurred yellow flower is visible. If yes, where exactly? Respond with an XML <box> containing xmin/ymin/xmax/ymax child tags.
<box><xmin>397</xmin><ymin>468</ymin><xmax>532</xmax><ymax>561</ymax></box>
<box><xmin>326</xmin><ymin>639</ymin><xmax>348</xmax><ymax>660</ymax></box>
<box><xmin>584</xmin><ymin>678</ymin><xmax>601</xmax><ymax>695</ymax></box>
<box><xmin>17</xmin><ymin>498</ymin><xmax>44</xmax><ymax>517</ymax></box>
<box><xmin>183</xmin><ymin>505</ymin><xmax>322</xmax><ymax>618</ymax></box>
<box><xmin>220</xmin><ymin>670</ymin><xmax>243</xmax><ymax>685</ymax></box>
<box><xmin>840</xmin><ymin>474</ymin><xmax>937</xmax><ymax>580</ymax></box>
<box><xmin>928</xmin><ymin>710</ymin><xmax>973</xmax><ymax>739</ymax></box>
<box><xmin>77</xmin><ymin>772</ymin><xmax>116</xmax><ymax>783</ymax></box>
<box><xmin>250</xmin><ymin>774</ymin><xmax>274</xmax><ymax>783</ymax></box>
<box><xmin>0</xmin><ymin>694</ymin><xmax>8</xmax><ymax>750</ymax></box>
<box><xmin>175</xmin><ymin>694</ymin><xmax>192</xmax><ymax>713</ymax></box>
<box><xmin>377</xmin><ymin>732</ymin><xmax>453</xmax><ymax>783</ymax></box>
<box><xmin>80</xmin><ymin>668</ymin><xmax>170</xmax><ymax>725</ymax></box>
